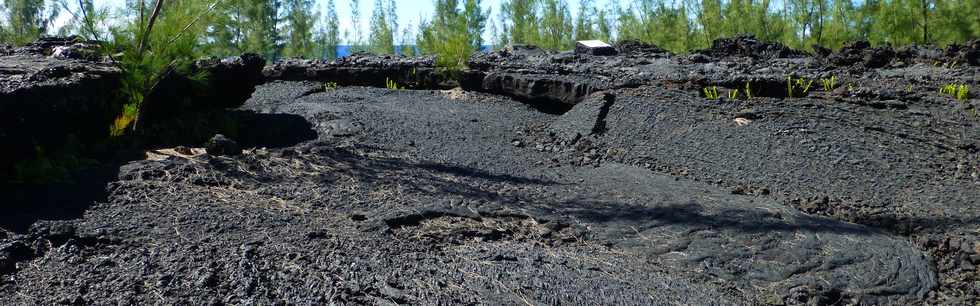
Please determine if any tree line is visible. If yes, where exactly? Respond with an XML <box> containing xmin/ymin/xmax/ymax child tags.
<box><xmin>492</xmin><ymin>0</ymin><xmax>980</xmax><ymax>52</ymax></box>
<box><xmin>1</xmin><ymin>0</ymin><xmax>977</xmax><ymax>137</ymax></box>
<box><xmin>2</xmin><ymin>0</ymin><xmax>980</xmax><ymax>62</ymax></box>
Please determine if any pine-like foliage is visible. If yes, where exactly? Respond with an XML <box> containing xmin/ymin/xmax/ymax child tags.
<box><xmin>418</xmin><ymin>0</ymin><xmax>478</xmax><ymax>68</ymax></box>
<box><xmin>573</xmin><ymin>0</ymin><xmax>595</xmax><ymax>41</ymax></box>
<box><xmin>348</xmin><ymin>0</ymin><xmax>365</xmax><ymax>52</ymax></box>
<box><xmin>501</xmin><ymin>0</ymin><xmax>539</xmax><ymax>45</ymax></box>
<box><xmin>0</xmin><ymin>0</ymin><xmax>58</xmax><ymax>45</ymax></box>
<box><xmin>463</xmin><ymin>0</ymin><xmax>488</xmax><ymax>51</ymax></box>
<box><xmin>19</xmin><ymin>0</ymin><xmax>980</xmax><ymax>60</ymax></box>
<box><xmin>399</xmin><ymin>22</ymin><xmax>417</xmax><ymax>56</ymax></box>
<box><xmin>89</xmin><ymin>0</ymin><xmax>223</xmax><ymax>135</ymax></box>
<box><xmin>317</xmin><ymin>0</ymin><xmax>340</xmax><ymax>59</ymax></box>
<box><xmin>203</xmin><ymin>0</ymin><xmax>282</xmax><ymax>59</ymax></box>
<box><xmin>619</xmin><ymin>0</ymin><xmax>695</xmax><ymax>52</ymax></box>
<box><xmin>54</xmin><ymin>0</ymin><xmax>108</xmax><ymax>39</ymax></box>
<box><xmin>537</xmin><ymin>0</ymin><xmax>572</xmax><ymax>50</ymax></box>
<box><xmin>283</xmin><ymin>0</ymin><xmax>318</xmax><ymax>58</ymax></box>
<box><xmin>367</xmin><ymin>0</ymin><xmax>395</xmax><ymax>54</ymax></box>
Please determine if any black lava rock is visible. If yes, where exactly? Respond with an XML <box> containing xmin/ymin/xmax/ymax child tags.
<box><xmin>206</xmin><ymin>134</ymin><xmax>241</xmax><ymax>156</ymax></box>
<box><xmin>0</xmin><ymin>240</ymin><xmax>32</xmax><ymax>274</ymax></box>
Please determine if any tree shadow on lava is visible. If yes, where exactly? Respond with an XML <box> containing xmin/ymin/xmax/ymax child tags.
<box><xmin>233</xmin><ymin>111</ymin><xmax>319</xmax><ymax>148</ymax></box>
<box><xmin>553</xmin><ymin>199</ymin><xmax>876</xmax><ymax>236</ymax></box>
<box><xmin>314</xmin><ymin>145</ymin><xmax>561</xmax><ymax>202</ymax></box>
<box><xmin>301</xmin><ymin>147</ymin><xmax>872</xmax><ymax>238</ymax></box>
<box><xmin>849</xmin><ymin>213</ymin><xmax>980</xmax><ymax>236</ymax></box>
<box><xmin>294</xmin><ymin>146</ymin><xmax>980</xmax><ymax>238</ymax></box>
<box><xmin>0</xmin><ymin>111</ymin><xmax>318</xmax><ymax>233</ymax></box>
<box><xmin>0</xmin><ymin>166</ymin><xmax>119</xmax><ymax>232</ymax></box>
<box><xmin>134</xmin><ymin>110</ymin><xmax>318</xmax><ymax>150</ymax></box>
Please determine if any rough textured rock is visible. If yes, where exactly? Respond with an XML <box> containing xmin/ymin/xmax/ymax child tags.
<box><xmin>205</xmin><ymin>134</ymin><xmax>241</xmax><ymax>156</ymax></box>
<box><xmin>138</xmin><ymin>53</ymin><xmax>266</xmax><ymax>126</ymax></box>
<box><xmin>263</xmin><ymin>54</ymin><xmax>459</xmax><ymax>89</ymax></box>
<box><xmin>479</xmin><ymin>72</ymin><xmax>600</xmax><ymax>108</ymax></box>
<box><xmin>0</xmin><ymin>82</ymin><xmax>941</xmax><ymax>305</ymax></box>
<box><xmin>695</xmin><ymin>35</ymin><xmax>809</xmax><ymax>59</ymax></box>
<box><xmin>825</xmin><ymin>39</ymin><xmax>980</xmax><ymax>68</ymax></box>
<box><xmin>0</xmin><ymin>240</ymin><xmax>32</xmax><ymax>274</ymax></box>
<box><xmin>946</xmin><ymin>39</ymin><xmax>980</xmax><ymax>66</ymax></box>
<box><xmin>0</xmin><ymin>37</ymin><xmax>121</xmax><ymax>182</ymax></box>
<box><xmin>0</xmin><ymin>38</ymin><xmax>267</xmax><ymax>182</ymax></box>
<box><xmin>615</xmin><ymin>40</ymin><xmax>671</xmax><ymax>56</ymax></box>
<box><xmin>133</xmin><ymin>53</ymin><xmax>268</xmax><ymax>147</ymax></box>
<box><xmin>8</xmin><ymin>36</ymin><xmax>103</xmax><ymax>60</ymax></box>
<box><xmin>2</xmin><ymin>35</ymin><xmax>979</xmax><ymax>304</ymax></box>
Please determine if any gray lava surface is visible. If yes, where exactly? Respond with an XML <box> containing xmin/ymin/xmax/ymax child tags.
<box><xmin>1</xmin><ymin>81</ymin><xmax>945</xmax><ymax>305</ymax></box>
<box><xmin>3</xmin><ymin>36</ymin><xmax>979</xmax><ymax>305</ymax></box>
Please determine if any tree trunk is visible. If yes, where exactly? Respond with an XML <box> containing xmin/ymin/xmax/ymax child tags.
<box><xmin>921</xmin><ymin>0</ymin><xmax>928</xmax><ymax>43</ymax></box>
<box><xmin>138</xmin><ymin>0</ymin><xmax>166</xmax><ymax>56</ymax></box>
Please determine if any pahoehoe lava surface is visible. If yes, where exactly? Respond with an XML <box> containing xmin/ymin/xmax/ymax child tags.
<box><xmin>1</xmin><ymin>80</ymin><xmax>940</xmax><ymax>305</ymax></box>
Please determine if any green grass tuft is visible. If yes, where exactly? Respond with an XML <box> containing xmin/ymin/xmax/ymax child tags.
<box><xmin>821</xmin><ymin>76</ymin><xmax>837</xmax><ymax>92</ymax></box>
<box><xmin>386</xmin><ymin>77</ymin><xmax>404</xmax><ymax>90</ymax></box>
<box><xmin>788</xmin><ymin>76</ymin><xmax>814</xmax><ymax>98</ymax></box>
<box><xmin>703</xmin><ymin>86</ymin><xmax>719</xmax><ymax>100</ymax></box>
<box><xmin>940</xmin><ymin>83</ymin><xmax>970</xmax><ymax>101</ymax></box>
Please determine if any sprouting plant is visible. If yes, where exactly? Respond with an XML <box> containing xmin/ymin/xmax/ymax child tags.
<box><xmin>939</xmin><ymin>84</ymin><xmax>954</xmax><ymax>95</ymax></box>
<box><xmin>728</xmin><ymin>89</ymin><xmax>739</xmax><ymax>100</ymax></box>
<box><xmin>847</xmin><ymin>83</ymin><xmax>855</xmax><ymax>92</ymax></box>
<box><xmin>906</xmin><ymin>84</ymin><xmax>914</xmax><ymax>93</ymax></box>
<box><xmin>744</xmin><ymin>82</ymin><xmax>753</xmax><ymax>99</ymax></box>
<box><xmin>110</xmin><ymin>103</ymin><xmax>140</xmax><ymax>137</ymax></box>
<box><xmin>787</xmin><ymin>76</ymin><xmax>814</xmax><ymax>98</ymax></box>
<box><xmin>940</xmin><ymin>84</ymin><xmax>970</xmax><ymax>101</ymax></box>
<box><xmin>787</xmin><ymin>76</ymin><xmax>793</xmax><ymax>97</ymax></box>
<box><xmin>821</xmin><ymin>76</ymin><xmax>837</xmax><ymax>91</ymax></box>
<box><xmin>323</xmin><ymin>82</ymin><xmax>338</xmax><ymax>91</ymax></box>
<box><xmin>703</xmin><ymin>86</ymin><xmax>720</xmax><ymax>100</ymax></box>
<box><xmin>386</xmin><ymin>78</ymin><xmax>404</xmax><ymax>90</ymax></box>
<box><xmin>799</xmin><ymin>79</ymin><xmax>814</xmax><ymax>95</ymax></box>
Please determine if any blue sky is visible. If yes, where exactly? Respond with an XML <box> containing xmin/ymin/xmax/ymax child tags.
<box><xmin>87</xmin><ymin>0</ymin><xmax>625</xmax><ymax>43</ymax></box>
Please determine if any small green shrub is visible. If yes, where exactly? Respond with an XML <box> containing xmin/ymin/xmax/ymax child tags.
<box><xmin>323</xmin><ymin>81</ymin><xmax>338</xmax><ymax>91</ymax></box>
<box><xmin>386</xmin><ymin>77</ymin><xmax>404</xmax><ymax>90</ymax></box>
<box><xmin>728</xmin><ymin>89</ymin><xmax>739</xmax><ymax>100</ymax></box>
<box><xmin>821</xmin><ymin>76</ymin><xmax>837</xmax><ymax>91</ymax></box>
<box><xmin>64</xmin><ymin>0</ymin><xmax>223</xmax><ymax>137</ymax></box>
<box><xmin>416</xmin><ymin>0</ymin><xmax>474</xmax><ymax>71</ymax></box>
<box><xmin>940</xmin><ymin>83</ymin><xmax>970</xmax><ymax>101</ymax></box>
<box><xmin>787</xmin><ymin>76</ymin><xmax>814</xmax><ymax>98</ymax></box>
<box><xmin>703</xmin><ymin>86</ymin><xmax>719</xmax><ymax>100</ymax></box>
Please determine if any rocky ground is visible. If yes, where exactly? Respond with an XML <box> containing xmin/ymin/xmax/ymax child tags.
<box><xmin>1</xmin><ymin>36</ymin><xmax>978</xmax><ymax>305</ymax></box>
